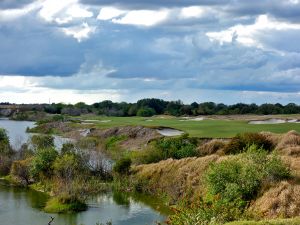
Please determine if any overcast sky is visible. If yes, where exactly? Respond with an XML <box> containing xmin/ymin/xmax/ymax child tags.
<box><xmin>0</xmin><ymin>0</ymin><xmax>299</xmax><ymax>104</ymax></box>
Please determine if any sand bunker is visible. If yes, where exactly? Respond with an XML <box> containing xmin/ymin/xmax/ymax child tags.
<box><xmin>157</xmin><ymin>128</ymin><xmax>184</xmax><ymax>136</ymax></box>
<box><xmin>288</xmin><ymin>119</ymin><xmax>300</xmax><ymax>123</ymax></box>
<box><xmin>99</xmin><ymin>120</ymin><xmax>112</xmax><ymax>123</ymax></box>
<box><xmin>179</xmin><ymin>117</ymin><xmax>204</xmax><ymax>121</ymax></box>
<box><xmin>249</xmin><ymin>119</ymin><xmax>287</xmax><ymax>124</ymax></box>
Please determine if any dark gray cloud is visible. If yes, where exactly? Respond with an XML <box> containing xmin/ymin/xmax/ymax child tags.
<box><xmin>80</xmin><ymin>0</ymin><xmax>229</xmax><ymax>9</ymax></box>
<box><xmin>0</xmin><ymin>0</ymin><xmax>300</xmax><ymax>104</ymax></box>
<box><xmin>0</xmin><ymin>0</ymin><xmax>34</xmax><ymax>9</ymax></box>
<box><xmin>224</xmin><ymin>0</ymin><xmax>300</xmax><ymax>22</ymax></box>
<box><xmin>0</xmin><ymin>15</ymin><xmax>84</xmax><ymax>76</ymax></box>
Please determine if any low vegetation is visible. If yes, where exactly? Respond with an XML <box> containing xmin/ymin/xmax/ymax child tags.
<box><xmin>2</xmin><ymin>116</ymin><xmax>300</xmax><ymax>225</ymax></box>
<box><xmin>0</xmin><ymin>132</ymin><xmax>112</xmax><ymax>213</ymax></box>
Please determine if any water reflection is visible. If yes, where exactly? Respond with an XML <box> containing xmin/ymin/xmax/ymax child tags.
<box><xmin>0</xmin><ymin>179</ymin><xmax>167</xmax><ymax>225</ymax></box>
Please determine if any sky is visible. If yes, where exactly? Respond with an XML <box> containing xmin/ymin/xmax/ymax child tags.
<box><xmin>0</xmin><ymin>0</ymin><xmax>300</xmax><ymax>104</ymax></box>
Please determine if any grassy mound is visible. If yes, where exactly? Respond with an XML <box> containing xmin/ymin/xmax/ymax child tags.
<box><xmin>225</xmin><ymin>217</ymin><xmax>300</xmax><ymax>225</ymax></box>
<box><xmin>44</xmin><ymin>196</ymin><xmax>87</xmax><ymax>213</ymax></box>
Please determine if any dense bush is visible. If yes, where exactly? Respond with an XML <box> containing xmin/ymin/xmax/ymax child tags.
<box><xmin>131</xmin><ymin>135</ymin><xmax>198</xmax><ymax>164</ymax></box>
<box><xmin>10</xmin><ymin>158</ymin><xmax>32</xmax><ymax>185</ymax></box>
<box><xmin>206</xmin><ymin>145</ymin><xmax>290</xmax><ymax>203</ymax></box>
<box><xmin>155</xmin><ymin>135</ymin><xmax>198</xmax><ymax>160</ymax></box>
<box><xmin>224</xmin><ymin>132</ymin><xmax>274</xmax><ymax>154</ymax></box>
<box><xmin>53</xmin><ymin>153</ymin><xmax>88</xmax><ymax>180</ymax></box>
<box><xmin>113</xmin><ymin>157</ymin><xmax>132</xmax><ymax>174</ymax></box>
<box><xmin>31</xmin><ymin>135</ymin><xmax>54</xmax><ymax>150</ymax></box>
<box><xmin>30</xmin><ymin>148</ymin><xmax>58</xmax><ymax>179</ymax></box>
<box><xmin>170</xmin><ymin>145</ymin><xmax>291</xmax><ymax>225</ymax></box>
<box><xmin>0</xmin><ymin>128</ymin><xmax>13</xmax><ymax>175</ymax></box>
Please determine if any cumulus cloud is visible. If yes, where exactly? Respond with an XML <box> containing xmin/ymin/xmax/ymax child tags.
<box><xmin>61</xmin><ymin>22</ymin><xmax>96</xmax><ymax>42</ymax></box>
<box><xmin>0</xmin><ymin>0</ymin><xmax>300</xmax><ymax>104</ymax></box>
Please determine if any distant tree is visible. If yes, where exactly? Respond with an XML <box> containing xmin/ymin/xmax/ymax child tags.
<box><xmin>137</xmin><ymin>98</ymin><xmax>168</xmax><ymax>114</ymax></box>
<box><xmin>166</xmin><ymin>100</ymin><xmax>183</xmax><ymax>116</ymax></box>
<box><xmin>137</xmin><ymin>107</ymin><xmax>155</xmax><ymax>117</ymax></box>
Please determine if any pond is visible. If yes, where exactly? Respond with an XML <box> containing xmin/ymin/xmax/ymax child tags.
<box><xmin>0</xmin><ymin>118</ymin><xmax>35</xmax><ymax>149</ymax></box>
<box><xmin>0</xmin><ymin>119</ymin><xmax>168</xmax><ymax>225</ymax></box>
<box><xmin>0</xmin><ymin>118</ymin><xmax>74</xmax><ymax>150</ymax></box>
<box><xmin>0</xmin><ymin>180</ymin><xmax>168</xmax><ymax>225</ymax></box>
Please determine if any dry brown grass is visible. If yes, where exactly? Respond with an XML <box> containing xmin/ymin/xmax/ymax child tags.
<box><xmin>197</xmin><ymin>139</ymin><xmax>227</xmax><ymax>156</ymax></box>
<box><xmin>260</xmin><ymin>131</ymin><xmax>300</xmax><ymax>156</ymax></box>
<box><xmin>250</xmin><ymin>181</ymin><xmax>300</xmax><ymax>219</ymax></box>
<box><xmin>131</xmin><ymin>154</ymin><xmax>221</xmax><ymax>203</ymax></box>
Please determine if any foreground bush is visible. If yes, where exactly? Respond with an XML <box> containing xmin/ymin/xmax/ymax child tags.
<box><xmin>169</xmin><ymin>145</ymin><xmax>291</xmax><ymax>225</ymax></box>
<box><xmin>206</xmin><ymin>145</ymin><xmax>290</xmax><ymax>203</ymax></box>
<box><xmin>168</xmin><ymin>198</ymin><xmax>245</xmax><ymax>225</ymax></box>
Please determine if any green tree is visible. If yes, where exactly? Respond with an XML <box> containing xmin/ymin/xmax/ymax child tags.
<box><xmin>136</xmin><ymin>107</ymin><xmax>155</xmax><ymax>117</ymax></box>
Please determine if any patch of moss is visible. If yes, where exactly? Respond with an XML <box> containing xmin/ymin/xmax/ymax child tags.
<box><xmin>44</xmin><ymin>196</ymin><xmax>87</xmax><ymax>213</ymax></box>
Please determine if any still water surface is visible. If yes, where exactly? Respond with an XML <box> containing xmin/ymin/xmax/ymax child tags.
<box><xmin>0</xmin><ymin>180</ymin><xmax>167</xmax><ymax>225</ymax></box>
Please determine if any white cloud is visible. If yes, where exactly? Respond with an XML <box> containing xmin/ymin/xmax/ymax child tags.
<box><xmin>180</xmin><ymin>6</ymin><xmax>204</xmax><ymax>19</ymax></box>
<box><xmin>0</xmin><ymin>76</ymin><xmax>34</xmax><ymax>89</ymax></box>
<box><xmin>39</xmin><ymin>0</ymin><xmax>76</xmax><ymax>22</ymax></box>
<box><xmin>66</xmin><ymin>4</ymin><xmax>93</xmax><ymax>18</ymax></box>
<box><xmin>112</xmin><ymin>9</ymin><xmax>169</xmax><ymax>27</ymax></box>
<box><xmin>0</xmin><ymin>87</ymin><xmax>121</xmax><ymax>104</ymax></box>
<box><xmin>38</xmin><ymin>0</ymin><xmax>93</xmax><ymax>24</ymax></box>
<box><xmin>0</xmin><ymin>2</ymin><xmax>39</xmax><ymax>21</ymax></box>
<box><xmin>97</xmin><ymin>7</ymin><xmax>126</xmax><ymax>20</ymax></box>
<box><xmin>61</xmin><ymin>22</ymin><xmax>96</xmax><ymax>42</ymax></box>
<box><xmin>206</xmin><ymin>15</ymin><xmax>300</xmax><ymax>49</ymax></box>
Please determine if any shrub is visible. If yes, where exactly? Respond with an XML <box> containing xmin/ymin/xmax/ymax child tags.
<box><xmin>224</xmin><ymin>133</ymin><xmax>274</xmax><ymax>154</ymax></box>
<box><xmin>0</xmin><ymin>156</ymin><xmax>13</xmax><ymax>176</ymax></box>
<box><xmin>31</xmin><ymin>135</ymin><xmax>54</xmax><ymax>150</ymax></box>
<box><xmin>53</xmin><ymin>153</ymin><xmax>88</xmax><ymax>181</ymax></box>
<box><xmin>10</xmin><ymin>158</ymin><xmax>32</xmax><ymax>185</ymax></box>
<box><xmin>113</xmin><ymin>157</ymin><xmax>132</xmax><ymax>174</ymax></box>
<box><xmin>206</xmin><ymin>145</ymin><xmax>290</xmax><ymax>203</ymax></box>
<box><xmin>0</xmin><ymin>128</ymin><xmax>9</xmax><ymax>144</ymax></box>
<box><xmin>206</xmin><ymin>158</ymin><xmax>261</xmax><ymax>201</ymax></box>
<box><xmin>170</xmin><ymin>145</ymin><xmax>291</xmax><ymax>225</ymax></box>
<box><xmin>61</xmin><ymin>142</ymin><xmax>76</xmax><ymax>155</ymax></box>
<box><xmin>155</xmin><ymin>135</ymin><xmax>198</xmax><ymax>159</ymax></box>
<box><xmin>30</xmin><ymin>148</ymin><xmax>58</xmax><ymax>179</ymax></box>
<box><xmin>105</xmin><ymin>135</ymin><xmax>127</xmax><ymax>150</ymax></box>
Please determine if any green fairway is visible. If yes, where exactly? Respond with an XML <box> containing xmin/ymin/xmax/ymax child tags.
<box><xmin>78</xmin><ymin>115</ymin><xmax>300</xmax><ymax>138</ymax></box>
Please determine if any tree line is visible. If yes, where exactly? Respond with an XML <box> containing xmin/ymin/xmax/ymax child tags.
<box><xmin>1</xmin><ymin>99</ymin><xmax>300</xmax><ymax>116</ymax></box>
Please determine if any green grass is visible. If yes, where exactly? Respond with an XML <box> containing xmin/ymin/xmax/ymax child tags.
<box><xmin>44</xmin><ymin>196</ymin><xmax>87</xmax><ymax>213</ymax></box>
<box><xmin>225</xmin><ymin>217</ymin><xmax>300</xmax><ymax>225</ymax></box>
<box><xmin>77</xmin><ymin>115</ymin><xmax>300</xmax><ymax>138</ymax></box>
